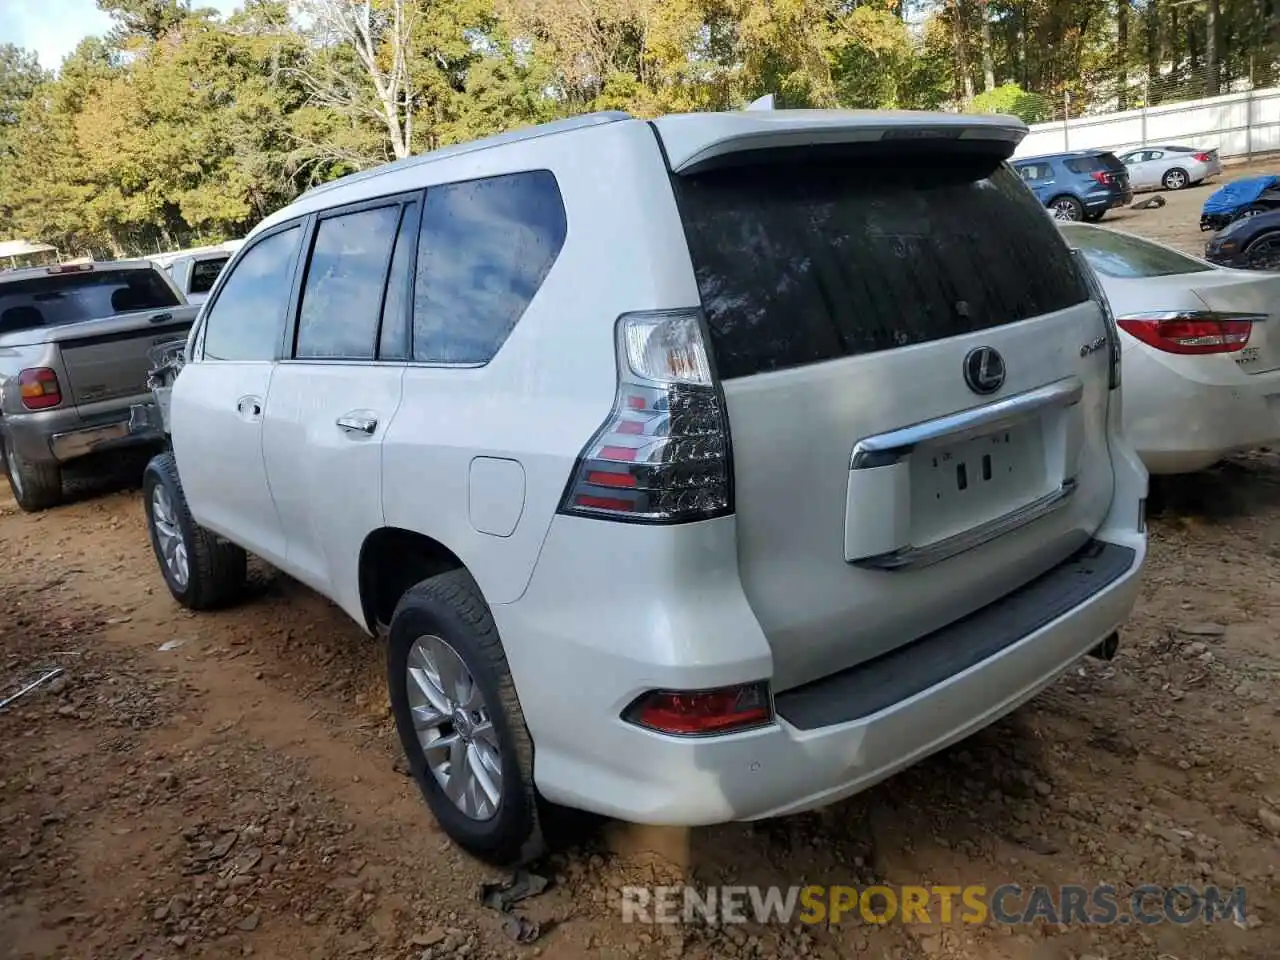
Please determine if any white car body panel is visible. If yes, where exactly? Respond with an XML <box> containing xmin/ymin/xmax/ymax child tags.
<box><xmin>164</xmin><ymin>110</ymin><xmax>1148</xmax><ymax>827</ymax></box>
<box><xmin>1062</xmin><ymin>222</ymin><xmax>1280</xmax><ymax>474</ymax></box>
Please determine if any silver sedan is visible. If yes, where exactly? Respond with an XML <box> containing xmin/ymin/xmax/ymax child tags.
<box><xmin>1118</xmin><ymin>145</ymin><xmax>1222</xmax><ymax>192</ymax></box>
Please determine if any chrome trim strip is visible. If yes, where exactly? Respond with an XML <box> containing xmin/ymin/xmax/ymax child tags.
<box><xmin>851</xmin><ymin>479</ymin><xmax>1078</xmax><ymax>571</ymax></box>
<box><xmin>849</xmin><ymin>378</ymin><xmax>1083</xmax><ymax>470</ymax></box>
<box><xmin>1116</xmin><ymin>310</ymin><xmax>1269</xmax><ymax>323</ymax></box>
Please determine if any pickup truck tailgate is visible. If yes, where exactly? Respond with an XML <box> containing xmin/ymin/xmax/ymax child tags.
<box><xmin>59</xmin><ymin>315</ymin><xmax>194</xmax><ymax>406</ymax></box>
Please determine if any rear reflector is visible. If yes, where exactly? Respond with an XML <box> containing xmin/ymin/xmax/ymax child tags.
<box><xmin>1116</xmin><ymin>311</ymin><xmax>1262</xmax><ymax>355</ymax></box>
<box><xmin>18</xmin><ymin>368</ymin><xmax>62</xmax><ymax>410</ymax></box>
<box><xmin>624</xmin><ymin>682</ymin><xmax>773</xmax><ymax>736</ymax></box>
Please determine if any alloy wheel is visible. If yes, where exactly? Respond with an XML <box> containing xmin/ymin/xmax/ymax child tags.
<box><xmin>406</xmin><ymin>634</ymin><xmax>503</xmax><ymax>821</ymax></box>
<box><xmin>151</xmin><ymin>485</ymin><xmax>190</xmax><ymax>588</ymax></box>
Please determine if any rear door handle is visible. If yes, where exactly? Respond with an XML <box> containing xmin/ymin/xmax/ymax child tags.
<box><xmin>337</xmin><ymin>414</ymin><xmax>377</xmax><ymax>435</ymax></box>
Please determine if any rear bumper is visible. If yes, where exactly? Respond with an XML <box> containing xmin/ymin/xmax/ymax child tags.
<box><xmin>497</xmin><ymin>517</ymin><xmax>1146</xmax><ymax>825</ymax></box>
<box><xmin>3</xmin><ymin>396</ymin><xmax>165</xmax><ymax>465</ymax></box>
<box><xmin>1084</xmin><ymin>189</ymin><xmax>1131</xmax><ymax>213</ymax></box>
<box><xmin>1123</xmin><ymin>348</ymin><xmax>1280</xmax><ymax>474</ymax></box>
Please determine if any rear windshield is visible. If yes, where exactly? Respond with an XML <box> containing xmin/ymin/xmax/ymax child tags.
<box><xmin>674</xmin><ymin>157</ymin><xmax>1089</xmax><ymax>380</ymax></box>
<box><xmin>0</xmin><ymin>269</ymin><xmax>180</xmax><ymax>333</ymax></box>
<box><xmin>1059</xmin><ymin>224</ymin><xmax>1214</xmax><ymax>278</ymax></box>
<box><xmin>1064</xmin><ymin>153</ymin><xmax>1125</xmax><ymax>174</ymax></box>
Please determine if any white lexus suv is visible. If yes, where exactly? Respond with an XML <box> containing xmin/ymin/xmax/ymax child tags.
<box><xmin>140</xmin><ymin>108</ymin><xmax>1149</xmax><ymax>865</ymax></box>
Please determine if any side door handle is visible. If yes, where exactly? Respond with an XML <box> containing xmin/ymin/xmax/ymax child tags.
<box><xmin>336</xmin><ymin>414</ymin><xmax>377</xmax><ymax>435</ymax></box>
<box><xmin>236</xmin><ymin>395</ymin><xmax>263</xmax><ymax>421</ymax></box>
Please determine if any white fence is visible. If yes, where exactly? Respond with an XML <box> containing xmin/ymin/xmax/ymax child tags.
<box><xmin>1012</xmin><ymin>85</ymin><xmax>1280</xmax><ymax>162</ymax></box>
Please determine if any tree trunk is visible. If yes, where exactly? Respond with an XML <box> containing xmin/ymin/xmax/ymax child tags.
<box><xmin>951</xmin><ymin>0</ymin><xmax>974</xmax><ymax>101</ymax></box>
<box><xmin>977</xmin><ymin>0</ymin><xmax>996</xmax><ymax>91</ymax></box>
<box><xmin>1205</xmin><ymin>0</ymin><xmax>1220</xmax><ymax>95</ymax></box>
<box><xmin>1117</xmin><ymin>0</ymin><xmax>1129</xmax><ymax>109</ymax></box>
<box><xmin>1145</xmin><ymin>0</ymin><xmax>1159</xmax><ymax>93</ymax></box>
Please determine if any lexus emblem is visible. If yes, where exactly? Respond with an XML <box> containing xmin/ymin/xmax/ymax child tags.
<box><xmin>963</xmin><ymin>346</ymin><xmax>1006</xmax><ymax>395</ymax></box>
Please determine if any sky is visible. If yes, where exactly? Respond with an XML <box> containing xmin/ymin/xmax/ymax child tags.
<box><xmin>1</xmin><ymin>0</ymin><xmax>242</xmax><ymax>71</ymax></box>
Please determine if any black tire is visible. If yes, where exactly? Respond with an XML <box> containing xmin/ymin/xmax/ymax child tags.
<box><xmin>142</xmin><ymin>452</ymin><xmax>247</xmax><ymax>610</ymax></box>
<box><xmin>2</xmin><ymin>435</ymin><xmax>63</xmax><ymax>512</ymax></box>
<box><xmin>1048</xmin><ymin>195</ymin><xmax>1084</xmax><ymax>222</ymax></box>
<box><xmin>387</xmin><ymin>569</ymin><xmax>544</xmax><ymax>866</ymax></box>
<box><xmin>1243</xmin><ymin>230</ymin><xmax>1280</xmax><ymax>271</ymax></box>
<box><xmin>1162</xmin><ymin>167</ymin><xmax>1190</xmax><ymax>190</ymax></box>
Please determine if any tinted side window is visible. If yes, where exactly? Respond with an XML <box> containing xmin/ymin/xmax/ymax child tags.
<box><xmin>190</xmin><ymin>257</ymin><xmax>227</xmax><ymax>294</ymax></box>
<box><xmin>296</xmin><ymin>205</ymin><xmax>401</xmax><ymax>360</ymax></box>
<box><xmin>674</xmin><ymin>157</ymin><xmax>1088</xmax><ymax>380</ymax></box>
<box><xmin>412</xmin><ymin>170</ymin><xmax>567</xmax><ymax>364</ymax></box>
<box><xmin>379</xmin><ymin>201</ymin><xmax>418</xmax><ymax>361</ymax></box>
<box><xmin>203</xmin><ymin>226</ymin><xmax>302</xmax><ymax>362</ymax></box>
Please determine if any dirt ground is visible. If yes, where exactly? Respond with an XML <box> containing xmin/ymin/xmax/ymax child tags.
<box><xmin>4</xmin><ymin>165</ymin><xmax>1280</xmax><ymax>960</ymax></box>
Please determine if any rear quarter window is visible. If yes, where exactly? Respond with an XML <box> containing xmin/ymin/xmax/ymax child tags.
<box><xmin>673</xmin><ymin>156</ymin><xmax>1089</xmax><ymax>380</ymax></box>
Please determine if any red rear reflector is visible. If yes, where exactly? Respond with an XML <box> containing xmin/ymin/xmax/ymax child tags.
<box><xmin>574</xmin><ymin>494</ymin><xmax>633</xmax><ymax>512</ymax></box>
<box><xmin>1117</xmin><ymin>312</ymin><xmax>1259</xmax><ymax>355</ymax></box>
<box><xmin>586</xmin><ymin>470</ymin><xmax>637</xmax><ymax>488</ymax></box>
<box><xmin>625</xmin><ymin>682</ymin><xmax>773</xmax><ymax>736</ymax></box>
<box><xmin>18</xmin><ymin>368</ymin><xmax>62</xmax><ymax>410</ymax></box>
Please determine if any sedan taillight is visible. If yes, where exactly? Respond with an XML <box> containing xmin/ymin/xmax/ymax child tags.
<box><xmin>1192</xmin><ymin>152</ymin><xmax>1212</xmax><ymax>162</ymax></box>
<box><xmin>1116</xmin><ymin>311</ymin><xmax>1264</xmax><ymax>355</ymax></box>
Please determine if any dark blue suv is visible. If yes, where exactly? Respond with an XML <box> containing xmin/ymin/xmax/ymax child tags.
<box><xmin>1011</xmin><ymin>151</ymin><xmax>1133</xmax><ymax>222</ymax></box>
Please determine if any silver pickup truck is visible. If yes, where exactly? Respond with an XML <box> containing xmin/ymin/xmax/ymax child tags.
<box><xmin>0</xmin><ymin>260</ymin><xmax>199</xmax><ymax>511</ymax></box>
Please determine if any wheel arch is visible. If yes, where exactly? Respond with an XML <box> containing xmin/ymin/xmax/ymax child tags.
<box><xmin>358</xmin><ymin>527</ymin><xmax>469</xmax><ymax>633</ymax></box>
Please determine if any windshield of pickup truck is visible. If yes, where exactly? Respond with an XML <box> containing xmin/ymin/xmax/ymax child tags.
<box><xmin>0</xmin><ymin>268</ymin><xmax>180</xmax><ymax>335</ymax></box>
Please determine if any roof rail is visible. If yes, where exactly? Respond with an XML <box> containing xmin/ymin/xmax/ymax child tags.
<box><xmin>301</xmin><ymin>111</ymin><xmax>634</xmax><ymax>200</ymax></box>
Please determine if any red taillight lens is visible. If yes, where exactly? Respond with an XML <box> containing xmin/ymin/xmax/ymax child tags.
<box><xmin>625</xmin><ymin>682</ymin><xmax>773</xmax><ymax>736</ymax></box>
<box><xmin>1116</xmin><ymin>312</ymin><xmax>1261</xmax><ymax>355</ymax></box>
<box><xmin>18</xmin><ymin>368</ymin><xmax>62</xmax><ymax>409</ymax></box>
<box><xmin>1090</xmin><ymin>171</ymin><xmax>1113</xmax><ymax>185</ymax></box>
<box><xmin>558</xmin><ymin>310</ymin><xmax>732</xmax><ymax>523</ymax></box>
<box><xmin>1193</xmin><ymin>152</ymin><xmax>1211</xmax><ymax>162</ymax></box>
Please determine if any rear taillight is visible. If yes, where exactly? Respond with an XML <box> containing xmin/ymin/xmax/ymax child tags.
<box><xmin>1116</xmin><ymin>312</ymin><xmax>1261</xmax><ymax>355</ymax></box>
<box><xmin>1090</xmin><ymin>171</ymin><xmax>1114</xmax><ymax>185</ymax></box>
<box><xmin>558</xmin><ymin>309</ymin><xmax>732</xmax><ymax>523</ymax></box>
<box><xmin>624</xmin><ymin>682</ymin><xmax>772</xmax><ymax>736</ymax></box>
<box><xmin>1193</xmin><ymin>152</ymin><xmax>1211</xmax><ymax>162</ymax></box>
<box><xmin>1072</xmin><ymin>252</ymin><xmax>1122</xmax><ymax>389</ymax></box>
<box><xmin>18</xmin><ymin>368</ymin><xmax>62</xmax><ymax>409</ymax></box>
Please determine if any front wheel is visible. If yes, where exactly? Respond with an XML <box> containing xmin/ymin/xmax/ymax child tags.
<box><xmin>387</xmin><ymin>569</ymin><xmax>544</xmax><ymax>865</ymax></box>
<box><xmin>1162</xmin><ymin>167</ymin><xmax>1190</xmax><ymax>190</ymax></box>
<box><xmin>143</xmin><ymin>452</ymin><xmax>247</xmax><ymax>610</ymax></box>
<box><xmin>1049</xmin><ymin>196</ymin><xmax>1084</xmax><ymax>222</ymax></box>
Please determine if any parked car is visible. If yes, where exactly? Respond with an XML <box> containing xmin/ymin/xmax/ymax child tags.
<box><xmin>1117</xmin><ymin>145</ymin><xmax>1222</xmax><ymax>192</ymax></box>
<box><xmin>1199</xmin><ymin>175</ymin><xmax>1280</xmax><ymax>231</ymax></box>
<box><xmin>0</xmin><ymin>261</ymin><xmax>199</xmax><ymax>511</ymax></box>
<box><xmin>136</xmin><ymin>109</ymin><xmax>1148</xmax><ymax>865</ymax></box>
<box><xmin>1203</xmin><ymin>207</ymin><xmax>1280</xmax><ymax>272</ymax></box>
<box><xmin>165</xmin><ymin>251</ymin><xmax>231</xmax><ymax>305</ymax></box>
<box><xmin>1012</xmin><ymin>150</ymin><xmax>1133</xmax><ymax>221</ymax></box>
<box><xmin>1060</xmin><ymin>222</ymin><xmax>1280</xmax><ymax>474</ymax></box>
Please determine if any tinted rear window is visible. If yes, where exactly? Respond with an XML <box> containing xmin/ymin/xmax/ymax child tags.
<box><xmin>1065</xmin><ymin>153</ymin><xmax>1125</xmax><ymax>174</ymax></box>
<box><xmin>1059</xmin><ymin>224</ymin><xmax>1214</xmax><ymax>278</ymax></box>
<box><xmin>190</xmin><ymin>257</ymin><xmax>228</xmax><ymax>294</ymax></box>
<box><xmin>0</xmin><ymin>269</ymin><xmax>179</xmax><ymax>334</ymax></box>
<box><xmin>674</xmin><ymin>158</ymin><xmax>1089</xmax><ymax>380</ymax></box>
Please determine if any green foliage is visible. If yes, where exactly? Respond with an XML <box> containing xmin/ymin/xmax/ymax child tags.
<box><xmin>0</xmin><ymin>0</ymin><xmax>1273</xmax><ymax>256</ymax></box>
<box><xmin>969</xmin><ymin>82</ymin><xmax>1052</xmax><ymax>123</ymax></box>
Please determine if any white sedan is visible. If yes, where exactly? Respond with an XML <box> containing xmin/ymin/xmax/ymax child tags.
<box><xmin>1060</xmin><ymin>222</ymin><xmax>1280</xmax><ymax>474</ymax></box>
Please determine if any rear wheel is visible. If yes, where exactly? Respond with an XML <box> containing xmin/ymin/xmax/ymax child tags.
<box><xmin>1161</xmin><ymin>167</ymin><xmax>1189</xmax><ymax>190</ymax></box>
<box><xmin>2</xmin><ymin>439</ymin><xmax>62</xmax><ymax>513</ymax></box>
<box><xmin>1049</xmin><ymin>196</ymin><xmax>1084</xmax><ymax>222</ymax></box>
<box><xmin>1243</xmin><ymin>231</ymin><xmax>1280</xmax><ymax>271</ymax></box>
<box><xmin>387</xmin><ymin>570</ymin><xmax>544</xmax><ymax>866</ymax></box>
<box><xmin>143</xmin><ymin>452</ymin><xmax>247</xmax><ymax>609</ymax></box>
